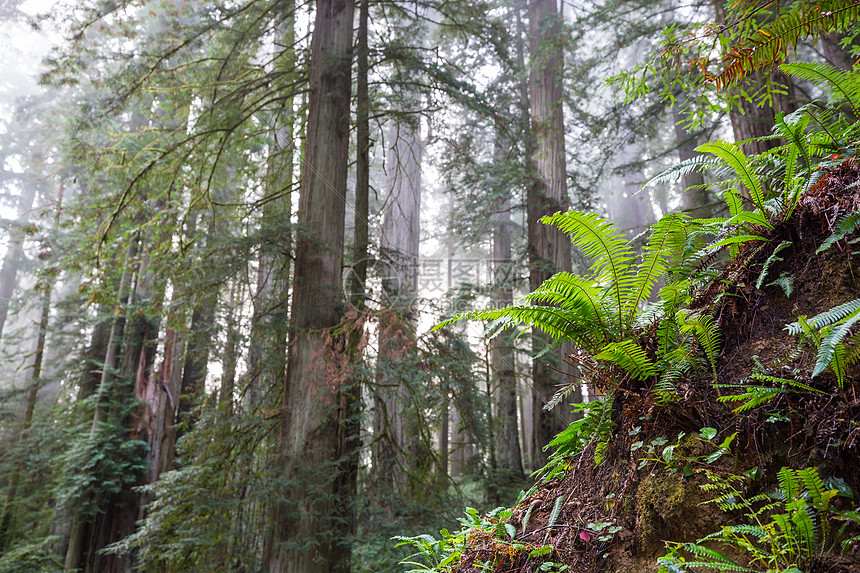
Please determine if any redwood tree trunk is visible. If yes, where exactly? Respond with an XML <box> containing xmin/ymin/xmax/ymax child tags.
<box><xmin>373</xmin><ymin>116</ymin><xmax>423</xmax><ymax>491</ymax></box>
<box><xmin>265</xmin><ymin>0</ymin><xmax>355</xmax><ymax>569</ymax></box>
<box><xmin>348</xmin><ymin>0</ymin><xmax>370</xmax><ymax>307</ymax></box>
<box><xmin>526</xmin><ymin>0</ymin><xmax>576</xmax><ymax>466</ymax></box>
<box><xmin>491</xmin><ymin>122</ymin><xmax>523</xmax><ymax>479</ymax></box>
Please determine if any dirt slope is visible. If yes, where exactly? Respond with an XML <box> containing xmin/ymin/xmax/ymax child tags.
<box><xmin>449</xmin><ymin>161</ymin><xmax>860</xmax><ymax>573</ymax></box>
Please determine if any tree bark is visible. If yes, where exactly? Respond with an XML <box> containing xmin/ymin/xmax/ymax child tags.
<box><xmin>265</xmin><ymin>0</ymin><xmax>355</xmax><ymax>569</ymax></box>
<box><xmin>348</xmin><ymin>0</ymin><xmax>371</xmax><ymax>307</ymax></box>
<box><xmin>490</xmin><ymin>121</ymin><xmax>523</xmax><ymax>478</ymax></box>
<box><xmin>526</xmin><ymin>0</ymin><xmax>576</xmax><ymax>467</ymax></box>
<box><xmin>373</xmin><ymin>116</ymin><xmax>423</xmax><ymax>491</ymax></box>
<box><xmin>246</xmin><ymin>1</ymin><xmax>294</xmax><ymax>409</ymax></box>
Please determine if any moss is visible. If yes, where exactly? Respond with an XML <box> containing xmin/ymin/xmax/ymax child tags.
<box><xmin>635</xmin><ymin>470</ymin><xmax>694</xmax><ymax>552</ymax></box>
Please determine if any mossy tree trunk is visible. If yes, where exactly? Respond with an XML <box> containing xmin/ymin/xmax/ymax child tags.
<box><xmin>265</xmin><ymin>0</ymin><xmax>355</xmax><ymax>569</ymax></box>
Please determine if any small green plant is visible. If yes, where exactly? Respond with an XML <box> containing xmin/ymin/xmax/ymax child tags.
<box><xmin>716</xmin><ymin>373</ymin><xmax>826</xmax><ymax>413</ymax></box>
<box><xmin>658</xmin><ymin>467</ymin><xmax>845</xmax><ymax>573</ymax></box>
<box><xmin>633</xmin><ymin>427</ymin><xmax>737</xmax><ymax>476</ymax></box>
<box><xmin>395</xmin><ymin>504</ymin><xmax>552</xmax><ymax>572</ymax></box>
<box><xmin>786</xmin><ymin>300</ymin><xmax>860</xmax><ymax>388</ymax></box>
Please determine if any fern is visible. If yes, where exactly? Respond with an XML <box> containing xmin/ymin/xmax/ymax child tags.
<box><xmin>643</xmin><ymin>154</ymin><xmax>726</xmax><ymax>189</ymax></box>
<box><xmin>664</xmin><ymin>467</ymin><xmax>842</xmax><ymax>573</ymax></box>
<box><xmin>541</xmin><ymin>211</ymin><xmax>636</xmax><ymax>331</ymax></box>
<box><xmin>756</xmin><ymin>241</ymin><xmax>792</xmax><ymax>289</ymax></box>
<box><xmin>678</xmin><ymin>310</ymin><xmax>721</xmax><ymax>381</ymax></box>
<box><xmin>814</xmin><ymin>309</ymin><xmax>860</xmax><ymax>379</ymax></box>
<box><xmin>817</xmin><ymin>212</ymin><xmax>860</xmax><ymax>254</ymax></box>
<box><xmin>785</xmin><ymin>298</ymin><xmax>860</xmax><ymax>334</ymax></box>
<box><xmin>697</xmin><ymin>140</ymin><xmax>766</xmax><ymax>211</ymax></box>
<box><xmin>594</xmin><ymin>340</ymin><xmax>657</xmax><ymax>381</ymax></box>
<box><xmin>782</xmin><ymin>61</ymin><xmax>860</xmax><ymax>115</ymax></box>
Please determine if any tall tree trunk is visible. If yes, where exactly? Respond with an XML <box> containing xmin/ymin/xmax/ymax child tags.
<box><xmin>87</xmin><ymin>248</ymin><xmax>161</xmax><ymax>573</ymax></box>
<box><xmin>265</xmin><ymin>0</ymin><xmax>355</xmax><ymax>569</ymax></box>
<box><xmin>219</xmin><ymin>282</ymin><xmax>242</xmax><ymax>414</ymax></box>
<box><xmin>491</xmin><ymin>203</ymin><xmax>523</xmax><ymax>478</ymax></box>
<box><xmin>373</xmin><ymin>116</ymin><xmax>423</xmax><ymax>491</ymax></box>
<box><xmin>246</xmin><ymin>2</ymin><xmax>295</xmax><ymax>409</ymax></box>
<box><xmin>526</xmin><ymin>0</ymin><xmax>576</xmax><ymax>467</ymax></box>
<box><xmin>64</xmin><ymin>233</ymin><xmax>162</xmax><ymax>573</ymax></box>
<box><xmin>490</xmin><ymin>121</ymin><xmax>523</xmax><ymax>479</ymax></box>
<box><xmin>348</xmin><ymin>0</ymin><xmax>370</xmax><ymax>307</ymax></box>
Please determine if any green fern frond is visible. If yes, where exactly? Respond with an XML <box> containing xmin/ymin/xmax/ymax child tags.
<box><xmin>717</xmin><ymin>385</ymin><xmax>783</xmax><ymax>412</ymax></box>
<box><xmin>676</xmin><ymin>543</ymin><xmax>756</xmax><ymax>571</ymax></box>
<box><xmin>722</xmin><ymin>524</ymin><xmax>768</xmax><ymax>540</ymax></box>
<box><xmin>778</xmin><ymin>467</ymin><xmax>802</xmax><ymax>503</ymax></box>
<box><xmin>724</xmin><ymin>189</ymin><xmax>744</xmax><ymax>222</ymax></box>
<box><xmin>776</xmin><ymin>111</ymin><xmax>812</xmax><ymax>174</ymax></box>
<box><xmin>756</xmin><ymin>241</ymin><xmax>792</xmax><ymax>289</ymax></box>
<box><xmin>814</xmin><ymin>309</ymin><xmax>860</xmax><ymax>378</ymax></box>
<box><xmin>767</xmin><ymin>275</ymin><xmax>794</xmax><ymax>298</ymax></box>
<box><xmin>436</xmin><ymin>304</ymin><xmax>582</xmax><ymax>344</ymax></box>
<box><xmin>594</xmin><ymin>340</ymin><xmax>657</xmax><ymax>381</ymax></box>
<box><xmin>749</xmin><ymin>373</ymin><xmax>824</xmax><ymax>394</ymax></box>
<box><xmin>817</xmin><ymin>212</ymin><xmax>860</xmax><ymax>254</ymax></box>
<box><xmin>798</xmin><ymin>468</ymin><xmax>829</xmax><ymax>509</ymax></box>
<box><xmin>521</xmin><ymin>272</ymin><xmax>611</xmax><ymax>338</ymax></box>
<box><xmin>724</xmin><ymin>210</ymin><xmax>774</xmax><ymax>232</ymax></box>
<box><xmin>631</xmin><ymin>213</ymin><xmax>689</xmax><ymax>317</ymax></box>
<box><xmin>643</xmin><ymin>155</ymin><xmax>724</xmax><ymax>189</ymax></box>
<box><xmin>541</xmin><ymin>211</ymin><xmax>636</xmax><ymax>330</ymax></box>
<box><xmin>547</xmin><ymin>495</ymin><xmax>564</xmax><ymax>530</ymax></box>
<box><xmin>697</xmin><ymin>140</ymin><xmax>765</xmax><ymax>211</ymax></box>
<box><xmin>786</xmin><ymin>298</ymin><xmax>860</xmax><ymax>334</ymax></box>
<box><xmin>678</xmin><ymin>310</ymin><xmax>721</xmax><ymax>380</ymax></box>
<box><xmin>782</xmin><ymin>61</ymin><xmax>860</xmax><ymax>114</ymax></box>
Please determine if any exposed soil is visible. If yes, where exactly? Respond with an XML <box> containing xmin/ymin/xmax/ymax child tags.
<box><xmin>448</xmin><ymin>160</ymin><xmax>860</xmax><ymax>573</ymax></box>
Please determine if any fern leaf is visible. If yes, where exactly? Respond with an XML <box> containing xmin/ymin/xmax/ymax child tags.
<box><xmin>630</xmin><ymin>213</ymin><xmax>688</xmax><ymax>318</ymax></box>
<box><xmin>724</xmin><ymin>210</ymin><xmax>774</xmax><ymax>231</ymax></box>
<box><xmin>697</xmin><ymin>140</ymin><xmax>765</xmax><ymax>211</ymax></box>
<box><xmin>813</xmin><ymin>308</ymin><xmax>860</xmax><ymax>378</ymax></box>
<box><xmin>782</xmin><ymin>61</ymin><xmax>860</xmax><ymax>114</ymax></box>
<box><xmin>678</xmin><ymin>311</ymin><xmax>721</xmax><ymax>379</ymax></box>
<box><xmin>749</xmin><ymin>373</ymin><xmax>825</xmax><ymax>394</ymax></box>
<box><xmin>594</xmin><ymin>340</ymin><xmax>657</xmax><ymax>381</ymax></box>
<box><xmin>541</xmin><ymin>211</ymin><xmax>636</xmax><ymax>331</ymax></box>
<box><xmin>817</xmin><ymin>212</ymin><xmax>860</xmax><ymax>254</ymax></box>
<box><xmin>643</xmin><ymin>155</ymin><xmax>724</xmax><ymax>189</ymax></box>
<box><xmin>435</xmin><ymin>304</ymin><xmax>584</xmax><ymax>345</ymax></box>
<box><xmin>756</xmin><ymin>241</ymin><xmax>792</xmax><ymax>289</ymax></box>
<box><xmin>786</xmin><ymin>298</ymin><xmax>860</xmax><ymax>334</ymax></box>
<box><xmin>548</xmin><ymin>496</ymin><xmax>564</xmax><ymax>529</ymax></box>
<box><xmin>778</xmin><ymin>467</ymin><xmax>802</xmax><ymax>503</ymax></box>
